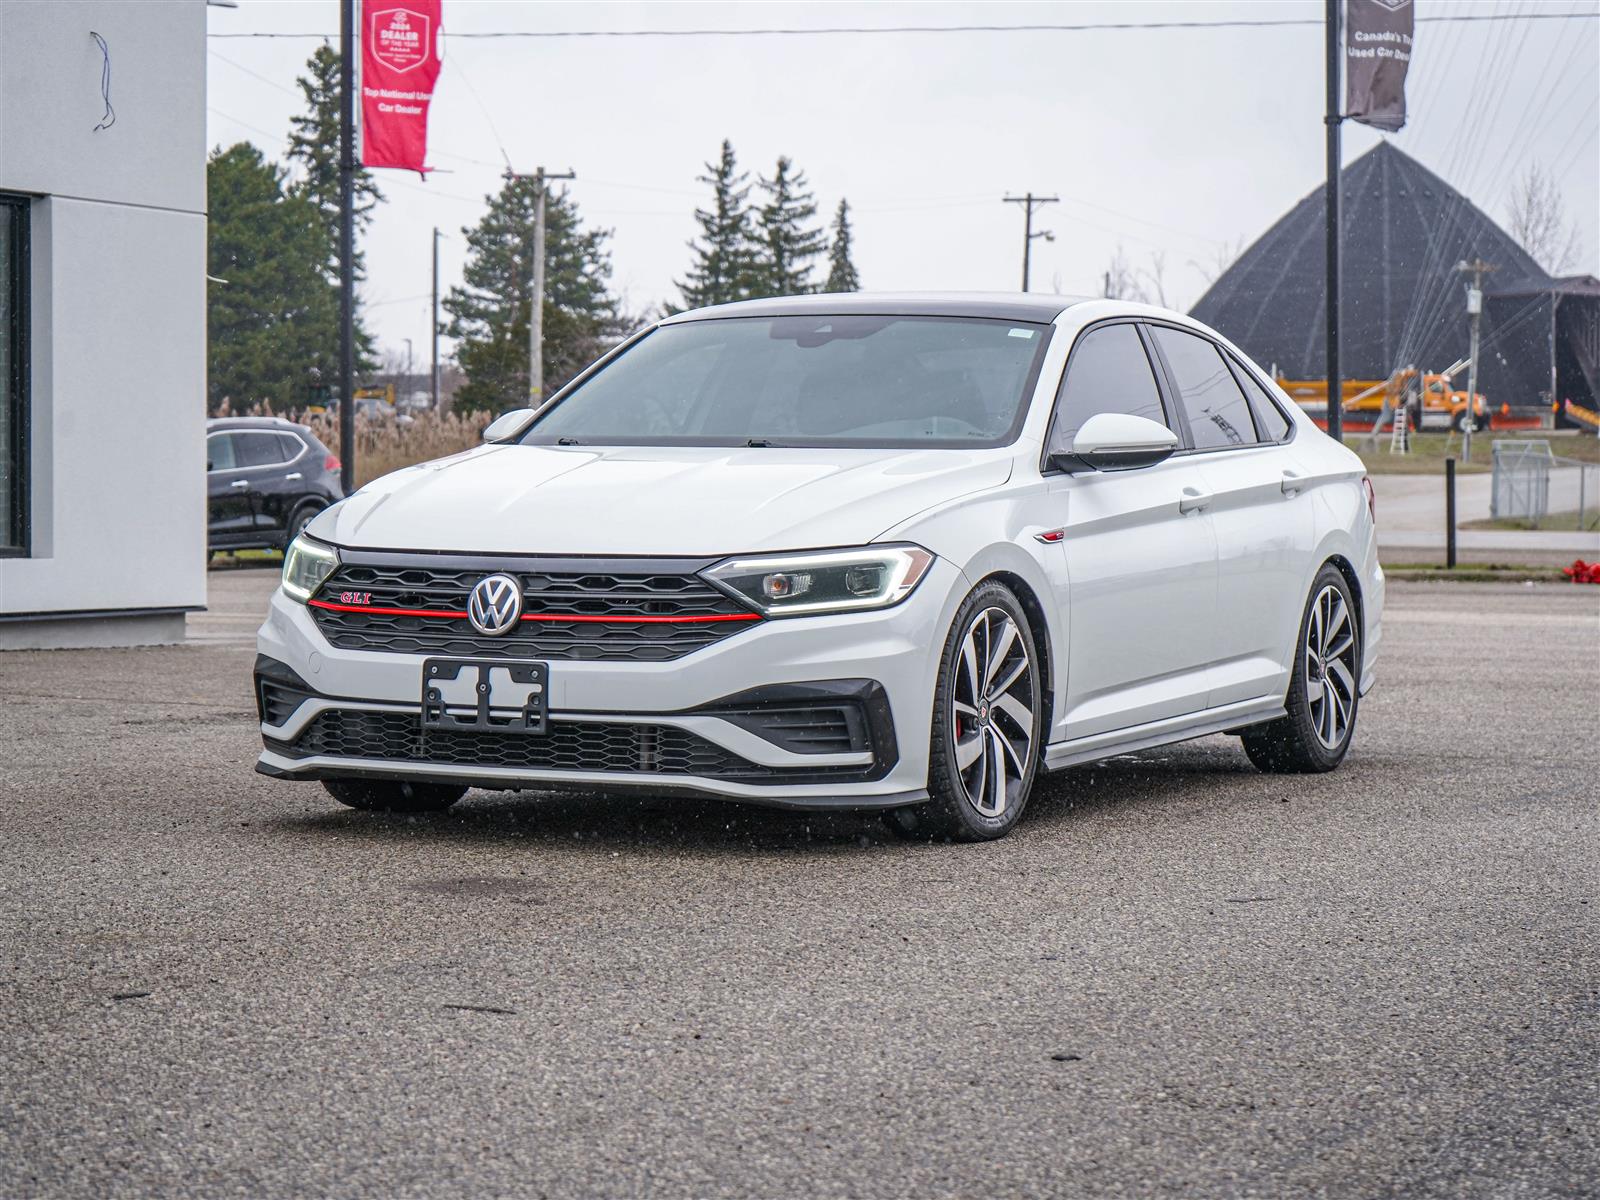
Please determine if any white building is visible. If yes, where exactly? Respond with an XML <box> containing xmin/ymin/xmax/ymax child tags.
<box><xmin>0</xmin><ymin>0</ymin><xmax>207</xmax><ymax>649</ymax></box>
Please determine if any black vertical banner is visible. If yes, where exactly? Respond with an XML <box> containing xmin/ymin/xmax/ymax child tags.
<box><xmin>1346</xmin><ymin>0</ymin><xmax>1414</xmax><ymax>132</ymax></box>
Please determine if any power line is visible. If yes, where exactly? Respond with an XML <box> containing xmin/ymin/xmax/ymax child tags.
<box><xmin>205</xmin><ymin>11</ymin><xmax>1599</xmax><ymax>39</ymax></box>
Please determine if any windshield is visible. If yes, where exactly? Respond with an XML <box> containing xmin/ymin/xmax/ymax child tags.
<box><xmin>520</xmin><ymin>314</ymin><xmax>1053</xmax><ymax>448</ymax></box>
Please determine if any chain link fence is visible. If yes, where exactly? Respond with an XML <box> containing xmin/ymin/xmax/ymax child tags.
<box><xmin>1492</xmin><ymin>439</ymin><xmax>1600</xmax><ymax>529</ymax></box>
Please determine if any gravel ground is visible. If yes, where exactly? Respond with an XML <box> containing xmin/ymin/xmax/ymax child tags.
<box><xmin>2</xmin><ymin>571</ymin><xmax>1596</xmax><ymax>1199</ymax></box>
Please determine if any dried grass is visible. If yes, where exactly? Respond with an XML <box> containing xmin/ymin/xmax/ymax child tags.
<box><xmin>285</xmin><ymin>409</ymin><xmax>494</xmax><ymax>487</ymax></box>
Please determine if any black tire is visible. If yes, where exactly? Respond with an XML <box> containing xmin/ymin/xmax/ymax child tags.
<box><xmin>323</xmin><ymin>777</ymin><xmax>467</xmax><ymax>813</ymax></box>
<box><xmin>282</xmin><ymin>501</ymin><xmax>324</xmax><ymax>551</ymax></box>
<box><xmin>1241</xmin><ymin>564</ymin><xmax>1361</xmax><ymax>774</ymax></box>
<box><xmin>889</xmin><ymin>581</ymin><xmax>1044</xmax><ymax>842</ymax></box>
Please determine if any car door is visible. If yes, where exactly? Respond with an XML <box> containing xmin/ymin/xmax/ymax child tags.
<box><xmin>242</xmin><ymin>431</ymin><xmax>308</xmax><ymax>539</ymax></box>
<box><xmin>1146</xmin><ymin>325</ymin><xmax>1316</xmax><ymax>710</ymax></box>
<box><xmin>205</xmin><ymin>432</ymin><xmax>255</xmax><ymax>541</ymax></box>
<box><xmin>1045</xmin><ymin>321</ymin><xmax>1220</xmax><ymax>743</ymax></box>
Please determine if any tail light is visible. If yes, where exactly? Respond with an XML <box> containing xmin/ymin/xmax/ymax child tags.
<box><xmin>324</xmin><ymin>454</ymin><xmax>341</xmax><ymax>473</ymax></box>
<box><xmin>1361</xmin><ymin>475</ymin><xmax>1376</xmax><ymax>524</ymax></box>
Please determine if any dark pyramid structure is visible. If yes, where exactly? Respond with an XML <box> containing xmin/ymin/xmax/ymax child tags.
<box><xmin>1191</xmin><ymin>141</ymin><xmax>1549</xmax><ymax>385</ymax></box>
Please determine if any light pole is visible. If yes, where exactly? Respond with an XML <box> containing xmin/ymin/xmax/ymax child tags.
<box><xmin>431</xmin><ymin>227</ymin><xmax>441</xmax><ymax>411</ymax></box>
<box><xmin>1324</xmin><ymin>0</ymin><xmax>1344</xmax><ymax>444</ymax></box>
<box><xmin>337</xmin><ymin>0</ymin><xmax>356</xmax><ymax>491</ymax></box>
<box><xmin>504</xmin><ymin>166</ymin><xmax>575</xmax><ymax>405</ymax></box>
<box><xmin>1457</xmin><ymin>258</ymin><xmax>1496</xmax><ymax>464</ymax></box>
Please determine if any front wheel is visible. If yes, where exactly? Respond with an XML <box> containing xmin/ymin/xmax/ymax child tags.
<box><xmin>282</xmin><ymin>502</ymin><xmax>324</xmax><ymax>551</ymax></box>
<box><xmin>890</xmin><ymin>582</ymin><xmax>1044</xmax><ymax>842</ymax></box>
<box><xmin>323</xmin><ymin>777</ymin><xmax>467</xmax><ymax>813</ymax></box>
<box><xmin>1241</xmin><ymin>565</ymin><xmax>1360</xmax><ymax>773</ymax></box>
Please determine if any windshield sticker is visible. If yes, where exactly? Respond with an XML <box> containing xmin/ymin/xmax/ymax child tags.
<box><xmin>1008</xmin><ymin>328</ymin><xmax>1036</xmax><ymax>339</ymax></box>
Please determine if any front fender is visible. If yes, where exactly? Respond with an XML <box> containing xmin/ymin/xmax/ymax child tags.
<box><xmin>881</xmin><ymin>476</ymin><xmax>1069</xmax><ymax>735</ymax></box>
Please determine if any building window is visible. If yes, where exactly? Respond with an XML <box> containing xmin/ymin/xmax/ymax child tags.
<box><xmin>0</xmin><ymin>194</ymin><xmax>26</xmax><ymax>556</ymax></box>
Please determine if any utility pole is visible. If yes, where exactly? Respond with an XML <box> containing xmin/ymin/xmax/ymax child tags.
<box><xmin>430</xmin><ymin>226</ymin><xmax>441</xmax><ymax>411</ymax></box>
<box><xmin>337</xmin><ymin>0</ymin><xmax>356</xmax><ymax>492</ymax></box>
<box><xmin>1324</xmin><ymin>0</ymin><xmax>1344</xmax><ymax>444</ymax></box>
<box><xmin>1457</xmin><ymin>258</ymin><xmax>1496</xmax><ymax>464</ymax></box>
<box><xmin>1002</xmin><ymin>193</ymin><xmax>1058</xmax><ymax>292</ymax></box>
<box><xmin>505</xmin><ymin>166</ymin><xmax>576</xmax><ymax>406</ymax></box>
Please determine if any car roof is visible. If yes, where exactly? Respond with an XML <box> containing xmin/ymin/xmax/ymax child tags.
<box><xmin>207</xmin><ymin>416</ymin><xmax>311</xmax><ymax>433</ymax></box>
<box><xmin>660</xmin><ymin>291</ymin><xmax>1092</xmax><ymax>325</ymax></box>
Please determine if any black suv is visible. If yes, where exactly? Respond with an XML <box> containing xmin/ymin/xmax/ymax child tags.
<box><xmin>207</xmin><ymin>417</ymin><xmax>344</xmax><ymax>553</ymax></box>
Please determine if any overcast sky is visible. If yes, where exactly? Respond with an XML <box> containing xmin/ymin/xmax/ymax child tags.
<box><xmin>205</xmin><ymin>0</ymin><xmax>1600</xmax><ymax>368</ymax></box>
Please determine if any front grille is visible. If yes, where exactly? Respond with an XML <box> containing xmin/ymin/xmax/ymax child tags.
<box><xmin>310</xmin><ymin>561</ymin><xmax>759</xmax><ymax>662</ymax></box>
<box><xmin>277</xmin><ymin>708</ymin><xmax>865</xmax><ymax>781</ymax></box>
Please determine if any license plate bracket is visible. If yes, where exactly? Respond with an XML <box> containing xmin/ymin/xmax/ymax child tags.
<box><xmin>421</xmin><ymin>658</ymin><xmax>548</xmax><ymax>735</ymax></box>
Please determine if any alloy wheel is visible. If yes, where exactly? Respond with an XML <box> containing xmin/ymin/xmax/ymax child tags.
<box><xmin>1305</xmin><ymin>583</ymin><xmax>1358</xmax><ymax>749</ymax></box>
<box><xmin>951</xmin><ymin>606</ymin><xmax>1035</xmax><ymax>818</ymax></box>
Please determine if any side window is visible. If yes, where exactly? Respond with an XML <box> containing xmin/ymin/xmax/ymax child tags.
<box><xmin>1230</xmin><ymin>357</ymin><xmax>1293</xmax><ymax>442</ymax></box>
<box><xmin>235</xmin><ymin>432</ymin><xmax>288</xmax><ymax>468</ymax></box>
<box><xmin>1151</xmin><ymin>327</ymin><xmax>1259</xmax><ymax>450</ymax></box>
<box><xmin>276</xmin><ymin>432</ymin><xmax>306</xmax><ymax>462</ymax></box>
<box><xmin>1046</xmin><ymin>323</ymin><xmax>1167</xmax><ymax>454</ymax></box>
<box><xmin>206</xmin><ymin>433</ymin><xmax>237</xmax><ymax>472</ymax></box>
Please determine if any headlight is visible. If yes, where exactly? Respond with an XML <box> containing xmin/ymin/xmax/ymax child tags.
<box><xmin>281</xmin><ymin>534</ymin><xmax>339</xmax><ymax>604</ymax></box>
<box><xmin>703</xmin><ymin>544</ymin><xmax>935</xmax><ymax>617</ymax></box>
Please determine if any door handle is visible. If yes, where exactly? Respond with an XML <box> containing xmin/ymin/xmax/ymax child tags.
<box><xmin>284</xmin><ymin>472</ymin><xmax>303</xmax><ymax>482</ymax></box>
<box><xmin>230</xmin><ymin>479</ymin><xmax>249</xmax><ymax>489</ymax></box>
<box><xmin>1280</xmin><ymin>469</ymin><xmax>1305</xmax><ymax>496</ymax></box>
<box><xmin>1178</xmin><ymin>487</ymin><xmax>1212</xmax><ymax>514</ymax></box>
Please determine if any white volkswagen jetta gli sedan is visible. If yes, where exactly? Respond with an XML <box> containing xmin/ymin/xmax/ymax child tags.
<box><xmin>255</xmin><ymin>294</ymin><xmax>1382</xmax><ymax>840</ymax></box>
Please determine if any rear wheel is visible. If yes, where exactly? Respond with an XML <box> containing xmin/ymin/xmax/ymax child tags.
<box><xmin>1241</xmin><ymin>565</ymin><xmax>1360</xmax><ymax>773</ymax></box>
<box><xmin>323</xmin><ymin>778</ymin><xmax>467</xmax><ymax>813</ymax></box>
<box><xmin>890</xmin><ymin>582</ymin><xmax>1043</xmax><ymax>842</ymax></box>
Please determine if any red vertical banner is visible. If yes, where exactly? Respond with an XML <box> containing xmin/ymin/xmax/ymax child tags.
<box><xmin>360</xmin><ymin>0</ymin><xmax>443</xmax><ymax>174</ymax></box>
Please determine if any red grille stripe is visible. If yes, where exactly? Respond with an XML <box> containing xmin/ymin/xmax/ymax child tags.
<box><xmin>520</xmin><ymin>612</ymin><xmax>759</xmax><ymax>625</ymax></box>
<box><xmin>310</xmin><ymin>599</ymin><xmax>468</xmax><ymax>619</ymax></box>
<box><xmin>308</xmin><ymin>598</ymin><xmax>760</xmax><ymax>625</ymax></box>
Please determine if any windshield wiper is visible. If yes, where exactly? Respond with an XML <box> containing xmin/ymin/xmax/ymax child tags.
<box><xmin>745</xmin><ymin>437</ymin><xmax>777</xmax><ymax>448</ymax></box>
<box><xmin>556</xmin><ymin>436</ymin><xmax>583</xmax><ymax>446</ymax></box>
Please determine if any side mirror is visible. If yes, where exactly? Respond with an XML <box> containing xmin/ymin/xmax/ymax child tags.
<box><xmin>482</xmin><ymin>408</ymin><xmax>535</xmax><ymax>443</ymax></box>
<box><xmin>1052</xmin><ymin>412</ymin><xmax>1179</xmax><ymax>473</ymax></box>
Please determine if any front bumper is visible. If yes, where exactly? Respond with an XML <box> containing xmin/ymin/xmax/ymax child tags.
<box><xmin>254</xmin><ymin>557</ymin><xmax>965</xmax><ymax>808</ymax></box>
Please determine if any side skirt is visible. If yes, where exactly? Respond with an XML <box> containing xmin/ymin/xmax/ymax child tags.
<box><xmin>1042</xmin><ymin>698</ymin><xmax>1287</xmax><ymax>772</ymax></box>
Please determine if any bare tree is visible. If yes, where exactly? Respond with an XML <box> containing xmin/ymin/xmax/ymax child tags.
<box><xmin>1103</xmin><ymin>244</ymin><xmax>1149</xmax><ymax>302</ymax></box>
<box><xmin>1507</xmin><ymin>164</ymin><xmax>1582</xmax><ymax>275</ymax></box>
<box><xmin>1102</xmin><ymin>244</ymin><xmax>1171</xmax><ymax>307</ymax></box>
<box><xmin>1189</xmin><ymin>235</ymin><xmax>1246</xmax><ymax>288</ymax></box>
<box><xmin>1140</xmin><ymin>249</ymin><xmax>1170</xmax><ymax>309</ymax></box>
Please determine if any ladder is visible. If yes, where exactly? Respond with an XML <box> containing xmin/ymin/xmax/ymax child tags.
<box><xmin>1389</xmin><ymin>402</ymin><xmax>1410</xmax><ymax>454</ymax></box>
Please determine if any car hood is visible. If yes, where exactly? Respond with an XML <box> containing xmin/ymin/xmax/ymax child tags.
<box><xmin>308</xmin><ymin>443</ymin><xmax>1014</xmax><ymax>556</ymax></box>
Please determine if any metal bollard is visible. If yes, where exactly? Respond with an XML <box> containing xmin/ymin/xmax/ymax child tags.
<box><xmin>1445</xmin><ymin>458</ymin><xmax>1457</xmax><ymax>570</ymax></box>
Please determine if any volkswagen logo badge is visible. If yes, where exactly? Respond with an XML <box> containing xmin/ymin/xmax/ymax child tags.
<box><xmin>466</xmin><ymin>574</ymin><xmax>523</xmax><ymax>637</ymax></box>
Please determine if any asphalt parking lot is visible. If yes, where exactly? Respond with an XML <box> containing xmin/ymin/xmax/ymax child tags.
<box><xmin>2</xmin><ymin>570</ymin><xmax>1596</xmax><ymax>1199</ymax></box>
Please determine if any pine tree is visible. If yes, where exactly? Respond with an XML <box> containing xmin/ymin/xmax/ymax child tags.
<box><xmin>207</xmin><ymin>143</ymin><xmax>342</xmax><ymax>412</ymax></box>
<box><xmin>444</xmin><ymin>180</ymin><xmax>622</xmax><ymax>413</ymax></box>
<box><xmin>286</xmin><ymin>43</ymin><xmax>382</xmax><ymax>367</ymax></box>
<box><xmin>823</xmin><ymin>198</ymin><xmax>861</xmax><ymax>293</ymax></box>
<box><xmin>753</xmin><ymin>157</ymin><xmax>827</xmax><ymax>297</ymax></box>
<box><xmin>677</xmin><ymin>140</ymin><xmax>760</xmax><ymax>309</ymax></box>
